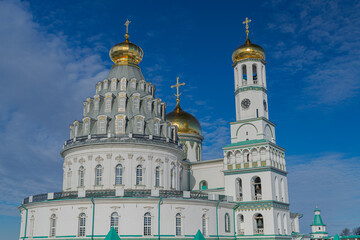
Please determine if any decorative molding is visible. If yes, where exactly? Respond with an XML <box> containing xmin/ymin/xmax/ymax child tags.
<box><xmin>106</xmin><ymin>154</ymin><xmax>112</xmax><ymax>159</ymax></box>
<box><xmin>128</xmin><ymin>153</ymin><xmax>133</xmax><ymax>159</ymax></box>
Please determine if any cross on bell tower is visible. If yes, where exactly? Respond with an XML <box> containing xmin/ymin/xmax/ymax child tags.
<box><xmin>171</xmin><ymin>77</ymin><xmax>185</xmax><ymax>104</ymax></box>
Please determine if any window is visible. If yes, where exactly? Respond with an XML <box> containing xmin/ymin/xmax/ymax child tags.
<box><xmin>118</xmin><ymin>97</ymin><xmax>126</xmax><ymax>112</ymax></box>
<box><xmin>179</xmin><ymin>167</ymin><xmax>183</xmax><ymax>191</ymax></box>
<box><xmin>202</xmin><ymin>214</ymin><xmax>207</xmax><ymax>236</ymax></box>
<box><xmin>95</xmin><ymin>165</ymin><xmax>102</xmax><ymax>186</ymax></box>
<box><xmin>252</xmin><ymin>177</ymin><xmax>262</xmax><ymax>200</ymax></box>
<box><xmin>120</xmin><ymin>79</ymin><xmax>126</xmax><ymax>90</ymax></box>
<box><xmin>237</xmin><ymin>214</ymin><xmax>244</xmax><ymax>235</ymax></box>
<box><xmin>147</xmin><ymin>100</ymin><xmax>152</xmax><ymax>112</ymax></box>
<box><xmin>236</xmin><ymin>178</ymin><xmax>243</xmax><ymax>201</ymax></box>
<box><xmin>225</xmin><ymin>213</ymin><xmax>230</xmax><ymax>232</ymax></box>
<box><xmin>105</xmin><ymin>98</ymin><xmax>112</xmax><ymax>112</ymax></box>
<box><xmin>111</xmin><ymin>79</ymin><xmax>117</xmax><ymax>91</ymax></box>
<box><xmin>116</xmin><ymin>117</ymin><xmax>125</xmax><ymax>134</ymax></box>
<box><xmin>78</xmin><ymin>213</ymin><xmax>86</xmax><ymax>237</ymax></box>
<box><xmin>83</xmin><ymin>120</ymin><xmax>90</xmax><ymax>135</ymax></box>
<box><xmin>78</xmin><ymin>166</ymin><xmax>85</xmax><ymax>187</ymax></box>
<box><xmin>253</xmin><ymin>64</ymin><xmax>258</xmax><ymax>82</ymax></box>
<box><xmin>140</xmin><ymin>81</ymin><xmax>145</xmax><ymax>90</ymax></box>
<box><xmin>154</xmin><ymin>121</ymin><xmax>159</xmax><ymax>135</ymax></box>
<box><xmin>155</xmin><ymin>166</ymin><xmax>160</xmax><ymax>187</ymax></box>
<box><xmin>94</xmin><ymin>99</ymin><xmax>100</xmax><ymax>112</ymax></box>
<box><xmin>131</xmin><ymin>80</ymin><xmax>136</xmax><ymax>89</ymax></box>
<box><xmin>242</xmin><ymin>65</ymin><xmax>247</xmax><ymax>81</ymax></box>
<box><xmin>133</xmin><ymin>97</ymin><xmax>140</xmax><ymax>111</ymax></box>
<box><xmin>263</xmin><ymin>100</ymin><xmax>267</xmax><ymax>111</ymax></box>
<box><xmin>170</xmin><ymin>166</ymin><xmax>175</xmax><ymax>189</ymax></box>
<box><xmin>110</xmin><ymin>212</ymin><xmax>119</xmax><ymax>233</ymax></box>
<box><xmin>176</xmin><ymin>213</ymin><xmax>182</xmax><ymax>236</ymax></box>
<box><xmin>67</xmin><ymin>171</ymin><xmax>71</xmax><ymax>189</ymax></box>
<box><xmin>136</xmin><ymin>118</ymin><xmax>143</xmax><ymax>133</ymax></box>
<box><xmin>98</xmin><ymin>118</ymin><xmax>106</xmax><ymax>134</ymax></box>
<box><xmin>144</xmin><ymin>212</ymin><xmax>151</xmax><ymax>236</ymax></box>
<box><xmin>200</xmin><ymin>180</ymin><xmax>208</xmax><ymax>190</ymax></box>
<box><xmin>115</xmin><ymin>164</ymin><xmax>123</xmax><ymax>185</ymax></box>
<box><xmin>136</xmin><ymin>165</ymin><xmax>143</xmax><ymax>185</ymax></box>
<box><xmin>254</xmin><ymin>214</ymin><xmax>264</xmax><ymax>234</ymax></box>
<box><xmin>196</xmin><ymin>145</ymin><xmax>200</xmax><ymax>161</ymax></box>
<box><xmin>50</xmin><ymin>214</ymin><xmax>56</xmax><ymax>237</ymax></box>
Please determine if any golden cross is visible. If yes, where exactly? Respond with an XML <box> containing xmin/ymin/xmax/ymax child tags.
<box><xmin>242</xmin><ymin>17</ymin><xmax>252</xmax><ymax>37</ymax></box>
<box><xmin>171</xmin><ymin>77</ymin><xmax>185</xmax><ymax>103</ymax></box>
<box><xmin>124</xmin><ymin>19</ymin><xmax>131</xmax><ymax>34</ymax></box>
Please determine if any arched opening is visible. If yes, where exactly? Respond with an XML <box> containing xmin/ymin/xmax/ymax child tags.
<box><xmin>95</xmin><ymin>165</ymin><xmax>102</xmax><ymax>186</ymax></box>
<box><xmin>29</xmin><ymin>215</ymin><xmax>35</xmax><ymax>237</ymax></box>
<box><xmin>235</xmin><ymin>178</ymin><xmax>243</xmax><ymax>201</ymax></box>
<box><xmin>277</xmin><ymin>213</ymin><xmax>282</xmax><ymax>234</ymax></box>
<box><xmin>111</xmin><ymin>212</ymin><xmax>119</xmax><ymax>233</ymax></box>
<box><xmin>78</xmin><ymin>213</ymin><xmax>86</xmax><ymax>237</ymax></box>
<box><xmin>235</xmin><ymin>151</ymin><xmax>241</xmax><ymax>163</ymax></box>
<box><xmin>170</xmin><ymin>165</ymin><xmax>175</xmax><ymax>189</ymax></box>
<box><xmin>275</xmin><ymin>177</ymin><xmax>279</xmax><ymax>200</ymax></box>
<box><xmin>281</xmin><ymin>178</ymin><xmax>285</xmax><ymax>202</ymax></box>
<box><xmin>252</xmin><ymin>177</ymin><xmax>262</xmax><ymax>200</ymax></box>
<box><xmin>254</xmin><ymin>213</ymin><xmax>264</xmax><ymax>234</ymax></box>
<box><xmin>283</xmin><ymin>214</ymin><xmax>287</xmax><ymax>235</ymax></box>
<box><xmin>78</xmin><ymin>166</ymin><xmax>84</xmax><ymax>187</ymax></box>
<box><xmin>144</xmin><ymin>212</ymin><xmax>151</xmax><ymax>236</ymax></box>
<box><xmin>155</xmin><ymin>166</ymin><xmax>160</xmax><ymax>187</ymax></box>
<box><xmin>179</xmin><ymin>167</ymin><xmax>183</xmax><ymax>190</ymax></box>
<box><xmin>237</xmin><ymin>214</ymin><xmax>244</xmax><ymax>235</ymax></box>
<box><xmin>199</xmin><ymin>180</ymin><xmax>208</xmax><ymax>190</ymax></box>
<box><xmin>225</xmin><ymin>213</ymin><xmax>231</xmax><ymax>232</ymax></box>
<box><xmin>115</xmin><ymin>164</ymin><xmax>123</xmax><ymax>185</ymax></box>
<box><xmin>242</xmin><ymin>65</ymin><xmax>247</xmax><ymax>85</ymax></box>
<box><xmin>50</xmin><ymin>214</ymin><xmax>56</xmax><ymax>237</ymax></box>
<box><xmin>176</xmin><ymin>213</ymin><xmax>182</xmax><ymax>236</ymax></box>
<box><xmin>136</xmin><ymin>165</ymin><xmax>143</xmax><ymax>185</ymax></box>
<box><xmin>252</xmin><ymin>64</ymin><xmax>258</xmax><ymax>83</ymax></box>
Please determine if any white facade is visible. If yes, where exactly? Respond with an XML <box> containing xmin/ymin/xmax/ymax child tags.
<box><xmin>18</xmin><ymin>29</ymin><xmax>303</xmax><ymax>240</ymax></box>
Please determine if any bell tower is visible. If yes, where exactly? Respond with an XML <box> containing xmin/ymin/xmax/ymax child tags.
<box><xmin>223</xmin><ymin>18</ymin><xmax>291</xmax><ymax>239</ymax></box>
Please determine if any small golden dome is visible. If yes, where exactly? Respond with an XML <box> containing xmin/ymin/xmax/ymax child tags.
<box><xmin>109</xmin><ymin>34</ymin><xmax>143</xmax><ymax>65</ymax></box>
<box><xmin>232</xmin><ymin>36</ymin><xmax>265</xmax><ymax>63</ymax></box>
<box><xmin>166</xmin><ymin>103</ymin><xmax>202</xmax><ymax>135</ymax></box>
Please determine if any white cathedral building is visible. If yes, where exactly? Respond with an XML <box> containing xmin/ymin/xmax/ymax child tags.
<box><xmin>18</xmin><ymin>20</ymin><xmax>303</xmax><ymax>240</ymax></box>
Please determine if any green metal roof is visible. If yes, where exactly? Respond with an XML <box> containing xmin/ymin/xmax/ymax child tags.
<box><xmin>333</xmin><ymin>234</ymin><xmax>341</xmax><ymax>240</ymax></box>
<box><xmin>311</xmin><ymin>214</ymin><xmax>325</xmax><ymax>226</ymax></box>
<box><xmin>223</xmin><ymin>139</ymin><xmax>267</xmax><ymax>148</ymax></box>
<box><xmin>193</xmin><ymin>230</ymin><xmax>206</xmax><ymax>240</ymax></box>
<box><xmin>104</xmin><ymin>227</ymin><xmax>121</xmax><ymax>240</ymax></box>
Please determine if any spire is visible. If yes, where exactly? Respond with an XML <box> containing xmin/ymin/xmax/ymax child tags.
<box><xmin>312</xmin><ymin>206</ymin><xmax>326</xmax><ymax>226</ymax></box>
<box><xmin>104</xmin><ymin>227</ymin><xmax>121</xmax><ymax>240</ymax></box>
<box><xmin>124</xmin><ymin>19</ymin><xmax>131</xmax><ymax>42</ymax></box>
<box><xmin>171</xmin><ymin>77</ymin><xmax>185</xmax><ymax>104</ymax></box>
<box><xmin>193</xmin><ymin>230</ymin><xmax>206</xmax><ymax>240</ymax></box>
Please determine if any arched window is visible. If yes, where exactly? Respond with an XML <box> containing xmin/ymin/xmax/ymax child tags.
<box><xmin>67</xmin><ymin>171</ymin><xmax>72</xmax><ymax>189</ymax></box>
<box><xmin>131</xmin><ymin>79</ymin><xmax>136</xmax><ymax>89</ymax></box>
<box><xmin>116</xmin><ymin>117</ymin><xmax>125</xmax><ymax>134</ymax></box>
<box><xmin>155</xmin><ymin>166</ymin><xmax>160</xmax><ymax>187</ymax></box>
<box><xmin>200</xmin><ymin>180</ymin><xmax>208</xmax><ymax>190</ymax></box>
<box><xmin>115</xmin><ymin>164</ymin><xmax>123</xmax><ymax>185</ymax></box>
<box><xmin>147</xmin><ymin>100</ymin><xmax>152</xmax><ymax>112</ymax></box>
<box><xmin>29</xmin><ymin>215</ymin><xmax>35</xmax><ymax>237</ymax></box>
<box><xmin>202</xmin><ymin>214</ymin><xmax>207</xmax><ymax>236</ymax></box>
<box><xmin>275</xmin><ymin>177</ymin><xmax>279</xmax><ymax>201</ymax></box>
<box><xmin>105</xmin><ymin>98</ymin><xmax>112</xmax><ymax>112</ymax></box>
<box><xmin>170</xmin><ymin>166</ymin><xmax>175</xmax><ymax>189</ymax></box>
<box><xmin>98</xmin><ymin>118</ymin><xmax>106</xmax><ymax>134</ymax></box>
<box><xmin>78</xmin><ymin>213</ymin><xmax>86</xmax><ymax>237</ymax></box>
<box><xmin>176</xmin><ymin>213</ymin><xmax>182</xmax><ymax>236</ymax></box>
<box><xmin>136</xmin><ymin>118</ymin><xmax>143</xmax><ymax>133</ymax></box>
<box><xmin>50</xmin><ymin>214</ymin><xmax>56</xmax><ymax>237</ymax></box>
<box><xmin>277</xmin><ymin>213</ymin><xmax>282</xmax><ymax>234</ymax></box>
<box><xmin>263</xmin><ymin>100</ymin><xmax>267</xmax><ymax>112</ymax></box>
<box><xmin>225</xmin><ymin>213</ymin><xmax>230</xmax><ymax>232</ymax></box>
<box><xmin>281</xmin><ymin>178</ymin><xmax>285</xmax><ymax>202</ymax></box>
<box><xmin>110</xmin><ymin>212</ymin><xmax>119</xmax><ymax>233</ymax></box>
<box><xmin>111</xmin><ymin>79</ymin><xmax>117</xmax><ymax>91</ymax></box>
<box><xmin>237</xmin><ymin>214</ymin><xmax>244</xmax><ymax>235</ymax></box>
<box><xmin>236</xmin><ymin>178</ymin><xmax>243</xmax><ymax>201</ymax></box>
<box><xmin>133</xmin><ymin>97</ymin><xmax>140</xmax><ymax>111</ymax></box>
<box><xmin>254</xmin><ymin>213</ymin><xmax>264</xmax><ymax>234</ymax></box>
<box><xmin>242</xmin><ymin>65</ymin><xmax>247</xmax><ymax>82</ymax></box>
<box><xmin>136</xmin><ymin>165</ymin><xmax>143</xmax><ymax>185</ymax></box>
<box><xmin>252</xmin><ymin>64</ymin><xmax>258</xmax><ymax>83</ymax></box>
<box><xmin>83</xmin><ymin>120</ymin><xmax>90</xmax><ymax>135</ymax></box>
<box><xmin>144</xmin><ymin>212</ymin><xmax>151</xmax><ymax>236</ymax></box>
<box><xmin>252</xmin><ymin>177</ymin><xmax>262</xmax><ymax>200</ymax></box>
<box><xmin>120</xmin><ymin>78</ymin><xmax>126</xmax><ymax>90</ymax></box>
<box><xmin>140</xmin><ymin>81</ymin><xmax>145</xmax><ymax>90</ymax></box>
<box><xmin>283</xmin><ymin>214</ymin><xmax>287</xmax><ymax>235</ymax></box>
<box><xmin>78</xmin><ymin>166</ymin><xmax>85</xmax><ymax>187</ymax></box>
<box><xmin>179</xmin><ymin>167</ymin><xmax>183</xmax><ymax>191</ymax></box>
<box><xmin>118</xmin><ymin>97</ymin><xmax>126</xmax><ymax>112</ymax></box>
<box><xmin>154</xmin><ymin>121</ymin><xmax>159</xmax><ymax>135</ymax></box>
<box><xmin>95</xmin><ymin>165</ymin><xmax>102</xmax><ymax>186</ymax></box>
<box><xmin>196</xmin><ymin>145</ymin><xmax>200</xmax><ymax>161</ymax></box>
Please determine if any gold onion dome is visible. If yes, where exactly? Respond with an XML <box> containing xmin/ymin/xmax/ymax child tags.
<box><xmin>232</xmin><ymin>36</ymin><xmax>265</xmax><ymax>63</ymax></box>
<box><xmin>109</xmin><ymin>25</ymin><xmax>143</xmax><ymax>65</ymax></box>
<box><xmin>166</xmin><ymin>103</ymin><xmax>202</xmax><ymax>135</ymax></box>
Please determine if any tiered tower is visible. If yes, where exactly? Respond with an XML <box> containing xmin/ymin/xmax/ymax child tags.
<box><xmin>310</xmin><ymin>206</ymin><xmax>328</xmax><ymax>240</ymax></box>
<box><xmin>223</xmin><ymin>18</ymin><xmax>291</xmax><ymax>239</ymax></box>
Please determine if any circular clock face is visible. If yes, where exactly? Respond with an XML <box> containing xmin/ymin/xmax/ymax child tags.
<box><xmin>241</xmin><ymin>98</ymin><xmax>251</xmax><ymax>109</ymax></box>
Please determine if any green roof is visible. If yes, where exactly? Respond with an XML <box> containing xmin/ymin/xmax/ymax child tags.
<box><xmin>104</xmin><ymin>227</ymin><xmax>121</xmax><ymax>240</ymax></box>
<box><xmin>193</xmin><ymin>230</ymin><xmax>206</xmax><ymax>240</ymax></box>
<box><xmin>223</xmin><ymin>139</ymin><xmax>267</xmax><ymax>148</ymax></box>
<box><xmin>311</xmin><ymin>214</ymin><xmax>325</xmax><ymax>226</ymax></box>
<box><xmin>334</xmin><ymin>234</ymin><xmax>340</xmax><ymax>240</ymax></box>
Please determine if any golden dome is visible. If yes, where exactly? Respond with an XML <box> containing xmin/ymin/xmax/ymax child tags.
<box><xmin>109</xmin><ymin>33</ymin><xmax>143</xmax><ymax>65</ymax></box>
<box><xmin>232</xmin><ymin>36</ymin><xmax>265</xmax><ymax>63</ymax></box>
<box><xmin>166</xmin><ymin>103</ymin><xmax>202</xmax><ymax>135</ymax></box>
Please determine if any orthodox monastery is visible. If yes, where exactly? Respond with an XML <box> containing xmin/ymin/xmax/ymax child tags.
<box><xmin>18</xmin><ymin>19</ymin><xmax>303</xmax><ymax>240</ymax></box>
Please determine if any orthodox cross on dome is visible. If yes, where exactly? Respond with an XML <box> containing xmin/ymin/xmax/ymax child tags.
<box><xmin>124</xmin><ymin>19</ymin><xmax>131</xmax><ymax>41</ymax></box>
<box><xmin>242</xmin><ymin>17</ymin><xmax>252</xmax><ymax>37</ymax></box>
<box><xmin>171</xmin><ymin>77</ymin><xmax>185</xmax><ymax>104</ymax></box>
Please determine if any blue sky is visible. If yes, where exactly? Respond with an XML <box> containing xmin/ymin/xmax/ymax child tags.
<box><xmin>0</xmin><ymin>0</ymin><xmax>359</xmax><ymax>239</ymax></box>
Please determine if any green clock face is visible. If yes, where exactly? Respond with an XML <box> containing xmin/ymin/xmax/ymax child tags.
<box><xmin>241</xmin><ymin>98</ymin><xmax>251</xmax><ymax>109</ymax></box>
